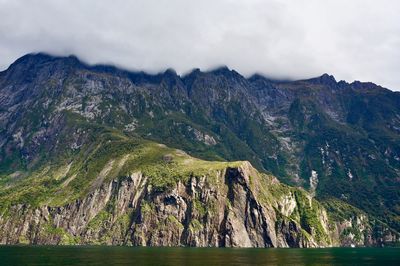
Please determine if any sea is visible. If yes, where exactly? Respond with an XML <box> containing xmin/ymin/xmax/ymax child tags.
<box><xmin>0</xmin><ymin>246</ymin><xmax>399</xmax><ymax>266</ymax></box>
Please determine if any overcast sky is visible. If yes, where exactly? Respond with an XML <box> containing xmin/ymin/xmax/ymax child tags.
<box><xmin>1</xmin><ymin>0</ymin><xmax>399</xmax><ymax>90</ymax></box>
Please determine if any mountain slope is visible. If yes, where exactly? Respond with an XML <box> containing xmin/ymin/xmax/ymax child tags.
<box><xmin>0</xmin><ymin>53</ymin><xmax>399</xmax><ymax>245</ymax></box>
<box><xmin>0</xmin><ymin>133</ymin><xmax>331</xmax><ymax>247</ymax></box>
<box><xmin>0</xmin><ymin>129</ymin><xmax>390</xmax><ymax>247</ymax></box>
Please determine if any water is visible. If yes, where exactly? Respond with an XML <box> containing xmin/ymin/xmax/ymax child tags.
<box><xmin>0</xmin><ymin>246</ymin><xmax>399</xmax><ymax>266</ymax></box>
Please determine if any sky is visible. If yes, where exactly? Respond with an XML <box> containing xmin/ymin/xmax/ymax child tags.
<box><xmin>0</xmin><ymin>0</ymin><xmax>399</xmax><ymax>90</ymax></box>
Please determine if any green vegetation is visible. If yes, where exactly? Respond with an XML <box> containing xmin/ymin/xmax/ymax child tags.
<box><xmin>189</xmin><ymin>219</ymin><xmax>203</xmax><ymax>233</ymax></box>
<box><xmin>293</xmin><ymin>190</ymin><xmax>329</xmax><ymax>243</ymax></box>
<box><xmin>193</xmin><ymin>198</ymin><xmax>207</xmax><ymax>217</ymax></box>
<box><xmin>87</xmin><ymin>210</ymin><xmax>111</xmax><ymax>232</ymax></box>
<box><xmin>42</xmin><ymin>219</ymin><xmax>81</xmax><ymax>245</ymax></box>
<box><xmin>1</xmin><ymin>55</ymin><xmax>399</xmax><ymax>245</ymax></box>
<box><xmin>167</xmin><ymin>215</ymin><xmax>184</xmax><ymax>230</ymax></box>
<box><xmin>0</xmin><ymin>117</ymin><xmax>242</xmax><ymax>211</ymax></box>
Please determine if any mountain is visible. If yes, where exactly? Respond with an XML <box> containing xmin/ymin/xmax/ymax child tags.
<box><xmin>0</xmin><ymin>53</ymin><xmax>399</xmax><ymax>246</ymax></box>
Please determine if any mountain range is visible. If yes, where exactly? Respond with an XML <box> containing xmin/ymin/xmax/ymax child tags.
<box><xmin>0</xmin><ymin>53</ymin><xmax>399</xmax><ymax>246</ymax></box>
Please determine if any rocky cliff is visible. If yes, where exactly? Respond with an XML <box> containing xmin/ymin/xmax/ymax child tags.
<box><xmin>1</xmin><ymin>141</ymin><xmax>395</xmax><ymax>247</ymax></box>
<box><xmin>0</xmin><ymin>145</ymin><xmax>334</xmax><ymax>247</ymax></box>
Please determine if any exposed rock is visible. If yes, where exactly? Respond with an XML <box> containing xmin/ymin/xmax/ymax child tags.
<box><xmin>0</xmin><ymin>163</ymin><xmax>334</xmax><ymax>247</ymax></box>
<box><xmin>0</xmin><ymin>53</ymin><xmax>399</xmax><ymax>247</ymax></box>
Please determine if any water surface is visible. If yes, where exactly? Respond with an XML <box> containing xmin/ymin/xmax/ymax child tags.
<box><xmin>0</xmin><ymin>246</ymin><xmax>399</xmax><ymax>266</ymax></box>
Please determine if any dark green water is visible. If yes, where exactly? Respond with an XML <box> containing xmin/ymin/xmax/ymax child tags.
<box><xmin>0</xmin><ymin>246</ymin><xmax>399</xmax><ymax>266</ymax></box>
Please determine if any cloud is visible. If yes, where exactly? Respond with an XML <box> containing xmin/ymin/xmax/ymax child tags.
<box><xmin>0</xmin><ymin>0</ymin><xmax>399</xmax><ymax>90</ymax></box>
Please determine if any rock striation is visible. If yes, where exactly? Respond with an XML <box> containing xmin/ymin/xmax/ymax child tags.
<box><xmin>0</xmin><ymin>162</ymin><xmax>335</xmax><ymax>247</ymax></box>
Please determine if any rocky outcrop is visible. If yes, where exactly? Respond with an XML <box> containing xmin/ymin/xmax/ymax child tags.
<box><xmin>0</xmin><ymin>163</ymin><xmax>332</xmax><ymax>247</ymax></box>
<box><xmin>328</xmin><ymin>209</ymin><xmax>399</xmax><ymax>247</ymax></box>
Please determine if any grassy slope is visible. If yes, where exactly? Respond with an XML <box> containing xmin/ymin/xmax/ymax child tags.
<box><xmin>0</xmin><ymin>120</ymin><xmax>242</xmax><ymax>208</ymax></box>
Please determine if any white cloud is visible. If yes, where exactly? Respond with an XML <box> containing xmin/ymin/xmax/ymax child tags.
<box><xmin>0</xmin><ymin>0</ymin><xmax>399</xmax><ymax>90</ymax></box>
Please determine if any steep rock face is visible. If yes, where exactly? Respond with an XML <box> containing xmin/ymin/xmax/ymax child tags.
<box><xmin>324</xmin><ymin>198</ymin><xmax>399</xmax><ymax>247</ymax></box>
<box><xmin>0</xmin><ymin>163</ymin><xmax>331</xmax><ymax>247</ymax></box>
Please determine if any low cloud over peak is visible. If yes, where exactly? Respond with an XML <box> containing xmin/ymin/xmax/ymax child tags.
<box><xmin>1</xmin><ymin>0</ymin><xmax>399</xmax><ymax>90</ymax></box>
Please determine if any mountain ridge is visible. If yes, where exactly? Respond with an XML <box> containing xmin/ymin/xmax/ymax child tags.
<box><xmin>0</xmin><ymin>53</ymin><xmax>399</xmax><ymax>246</ymax></box>
<box><xmin>3</xmin><ymin>52</ymin><xmax>394</xmax><ymax>92</ymax></box>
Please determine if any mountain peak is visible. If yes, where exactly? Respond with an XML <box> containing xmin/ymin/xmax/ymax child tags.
<box><xmin>9</xmin><ymin>52</ymin><xmax>54</xmax><ymax>67</ymax></box>
<box><xmin>208</xmin><ymin>65</ymin><xmax>231</xmax><ymax>75</ymax></box>
<box><xmin>305</xmin><ymin>73</ymin><xmax>337</xmax><ymax>87</ymax></box>
<box><xmin>320</xmin><ymin>73</ymin><xmax>335</xmax><ymax>80</ymax></box>
<box><xmin>248</xmin><ymin>73</ymin><xmax>270</xmax><ymax>82</ymax></box>
<box><xmin>350</xmin><ymin>80</ymin><xmax>386</xmax><ymax>91</ymax></box>
<box><xmin>163</xmin><ymin>68</ymin><xmax>178</xmax><ymax>76</ymax></box>
<box><xmin>317</xmin><ymin>73</ymin><xmax>336</xmax><ymax>82</ymax></box>
<box><xmin>206</xmin><ymin>66</ymin><xmax>245</xmax><ymax>81</ymax></box>
<box><xmin>8</xmin><ymin>52</ymin><xmax>83</xmax><ymax>71</ymax></box>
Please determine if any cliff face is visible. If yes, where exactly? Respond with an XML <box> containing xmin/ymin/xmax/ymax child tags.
<box><xmin>0</xmin><ymin>162</ymin><xmax>333</xmax><ymax>247</ymax></box>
